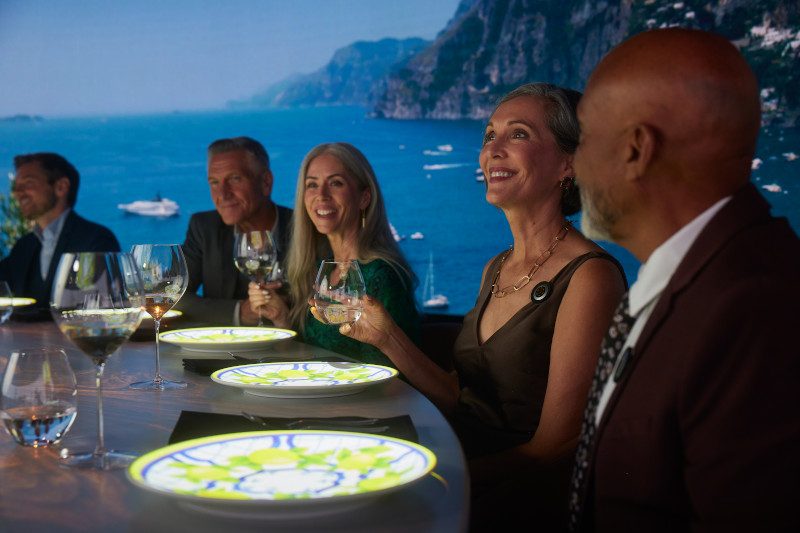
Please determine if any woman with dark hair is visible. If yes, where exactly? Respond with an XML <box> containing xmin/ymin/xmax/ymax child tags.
<box><xmin>330</xmin><ymin>83</ymin><xmax>626</xmax><ymax>529</ymax></box>
<box><xmin>247</xmin><ymin>142</ymin><xmax>419</xmax><ymax>367</ymax></box>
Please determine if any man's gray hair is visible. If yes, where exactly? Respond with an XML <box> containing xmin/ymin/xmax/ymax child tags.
<box><xmin>207</xmin><ymin>136</ymin><xmax>270</xmax><ymax>177</ymax></box>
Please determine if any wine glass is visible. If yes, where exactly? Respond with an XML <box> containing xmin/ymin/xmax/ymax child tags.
<box><xmin>50</xmin><ymin>252</ymin><xmax>144</xmax><ymax>470</ymax></box>
<box><xmin>0</xmin><ymin>281</ymin><xmax>12</xmax><ymax>324</ymax></box>
<box><xmin>0</xmin><ymin>348</ymin><xmax>77</xmax><ymax>448</ymax></box>
<box><xmin>233</xmin><ymin>231</ymin><xmax>277</xmax><ymax>326</ymax></box>
<box><xmin>312</xmin><ymin>260</ymin><xmax>366</xmax><ymax>326</ymax></box>
<box><xmin>129</xmin><ymin>244</ymin><xmax>188</xmax><ymax>390</ymax></box>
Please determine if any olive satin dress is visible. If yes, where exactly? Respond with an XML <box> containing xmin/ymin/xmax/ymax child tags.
<box><xmin>450</xmin><ymin>251</ymin><xmax>624</xmax><ymax>458</ymax></box>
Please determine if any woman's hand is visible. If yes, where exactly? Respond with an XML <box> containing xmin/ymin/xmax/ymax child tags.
<box><xmin>309</xmin><ymin>295</ymin><xmax>396</xmax><ymax>350</ymax></box>
<box><xmin>246</xmin><ymin>281</ymin><xmax>290</xmax><ymax>328</ymax></box>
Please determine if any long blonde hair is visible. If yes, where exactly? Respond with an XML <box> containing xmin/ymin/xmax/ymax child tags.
<box><xmin>286</xmin><ymin>142</ymin><xmax>416</xmax><ymax>331</ymax></box>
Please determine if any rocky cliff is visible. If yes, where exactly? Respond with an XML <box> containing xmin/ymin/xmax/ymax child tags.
<box><xmin>374</xmin><ymin>0</ymin><xmax>799</xmax><ymax>125</ymax></box>
<box><xmin>232</xmin><ymin>38</ymin><xmax>429</xmax><ymax>109</ymax></box>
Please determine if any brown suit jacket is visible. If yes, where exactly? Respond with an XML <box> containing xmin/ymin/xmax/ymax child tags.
<box><xmin>586</xmin><ymin>184</ymin><xmax>800</xmax><ymax>532</ymax></box>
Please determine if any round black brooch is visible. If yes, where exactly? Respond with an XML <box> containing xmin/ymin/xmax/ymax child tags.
<box><xmin>531</xmin><ymin>281</ymin><xmax>552</xmax><ymax>302</ymax></box>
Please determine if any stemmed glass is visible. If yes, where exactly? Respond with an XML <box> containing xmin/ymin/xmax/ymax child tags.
<box><xmin>129</xmin><ymin>244</ymin><xmax>188</xmax><ymax>390</ymax></box>
<box><xmin>0</xmin><ymin>348</ymin><xmax>78</xmax><ymax>448</ymax></box>
<box><xmin>233</xmin><ymin>231</ymin><xmax>277</xmax><ymax>326</ymax></box>
<box><xmin>0</xmin><ymin>281</ymin><xmax>13</xmax><ymax>324</ymax></box>
<box><xmin>50</xmin><ymin>252</ymin><xmax>144</xmax><ymax>469</ymax></box>
<box><xmin>312</xmin><ymin>260</ymin><xmax>366</xmax><ymax>326</ymax></box>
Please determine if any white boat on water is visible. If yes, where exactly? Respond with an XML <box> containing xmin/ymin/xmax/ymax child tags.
<box><xmin>410</xmin><ymin>232</ymin><xmax>424</xmax><ymax>240</ymax></box>
<box><xmin>422</xmin><ymin>252</ymin><xmax>449</xmax><ymax>309</ymax></box>
<box><xmin>390</xmin><ymin>223</ymin><xmax>404</xmax><ymax>242</ymax></box>
<box><xmin>118</xmin><ymin>195</ymin><xmax>179</xmax><ymax>217</ymax></box>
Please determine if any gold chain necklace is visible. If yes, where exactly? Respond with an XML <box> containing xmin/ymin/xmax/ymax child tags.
<box><xmin>490</xmin><ymin>223</ymin><xmax>570</xmax><ymax>298</ymax></box>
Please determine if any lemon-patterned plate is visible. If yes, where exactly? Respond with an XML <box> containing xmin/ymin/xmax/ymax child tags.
<box><xmin>211</xmin><ymin>362</ymin><xmax>398</xmax><ymax>398</ymax></box>
<box><xmin>127</xmin><ymin>430</ymin><xmax>435</xmax><ymax>518</ymax></box>
<box><xmin>159</xmin><ymin>327</ymin><xmax>297</xmax><ymax>352</ymax></box>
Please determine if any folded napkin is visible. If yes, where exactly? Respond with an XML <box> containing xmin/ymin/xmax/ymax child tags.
<box><xmin>168</xmin><ymin>410</ymin><xmax>418</xmax><ymax>444</ymax></box>
<box><xmin>182</xmin><ymin>355</ymin><xmax>354</xmax><ymax>376</ymax></box>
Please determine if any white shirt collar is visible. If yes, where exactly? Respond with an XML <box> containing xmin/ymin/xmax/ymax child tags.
<box><xmin>33</xmin><ymin>208</ymin><xmax>71</xmax><ymax>243</ymax></box>
<box><xmin>628</xmin><ymin>197</ymin><xmax>731</xmax><ymax>316</ymax></box>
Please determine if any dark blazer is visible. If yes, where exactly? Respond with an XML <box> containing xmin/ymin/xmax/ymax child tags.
<box><xmin>176</xmin><ymin>205</ymin><xmax>293</xmax><ymax>325</ymax></box>
<box><xmin>0</xmin><ymin>210</ymin><xmax>120</xmax><ymax>317</ymax></box>
<box><xmin>584</xmin><ymin>184</ymin><xmax>800</xmax><ymax>532</ymax></box>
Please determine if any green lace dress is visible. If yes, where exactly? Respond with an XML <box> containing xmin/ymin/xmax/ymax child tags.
<box><xmin>303</xmin><ymin>259</ymin><xmax>420</xmax><ymax>368</ymax></box>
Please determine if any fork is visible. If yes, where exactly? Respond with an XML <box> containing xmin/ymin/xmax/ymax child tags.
<box><xmin>228</xmin><ymin>352</ymin><xmax>285</xmax><ymax>364</ymax></box>
<box><xmin>241</xmin><ymin>411</ymin><xmax>387</xmax><ymax>432</ymax></box>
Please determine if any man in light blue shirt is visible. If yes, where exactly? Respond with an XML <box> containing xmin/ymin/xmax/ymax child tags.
<box><xmin>0</xmin><ymin>153</ymin><xmax>120</xmax><ymax>318</ymax></box>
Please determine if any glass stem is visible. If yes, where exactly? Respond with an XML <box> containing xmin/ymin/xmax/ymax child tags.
<box><xmin>94</xmin><ymin>363</ymin><xmax>106</xmax><ymax>457</ymax></box>
<box><xmin>258</xmin><ymin>305</ymin><xmax>264</xmax><ymax>327</ymax></box>
<box><xmin>154</xmin><ymin>319</ymin><xmax>163</xmax><ymax>384</ymax></box>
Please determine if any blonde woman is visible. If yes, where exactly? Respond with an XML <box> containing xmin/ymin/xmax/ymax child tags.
<box><xmin>248</xmin><ymin>142</ymin><xmax>419</xmax><ymax>367</ymax></box>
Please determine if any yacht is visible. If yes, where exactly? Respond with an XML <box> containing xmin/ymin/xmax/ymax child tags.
<box><xmin>118</xmin><ymin>194</ymin><xmax>179</xmax><ymax>217</ymax></box>
<box><xmin>422</xmin><ymin>252</ymin><xmax>449</xmax><ymax>309</ymax></box>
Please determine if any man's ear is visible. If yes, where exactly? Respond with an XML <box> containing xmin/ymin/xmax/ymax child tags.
<box><xmin>261</xmin><ymin>169</ymin><xmax>274</xmax><ymax>197</ymax></box>
<box><xmin>54</xmin><ymin>176</ymin><xmax>70</xmax><ymax>200</ymax></box>
<box><xmin>625</xmin><ymin>123</ymin><xmax>658</xmax><ymax>182</ymax></box>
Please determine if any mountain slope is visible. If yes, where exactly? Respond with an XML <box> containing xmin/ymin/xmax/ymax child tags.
<box><xmin>233</xmin><ymin>38</ymin><xmax>429</xmax><ymax>109</ymax></box>
<box><xmin>374</xmin><ymin>0</ymin><xmax>799</xmax><ymax>124</ymax></box>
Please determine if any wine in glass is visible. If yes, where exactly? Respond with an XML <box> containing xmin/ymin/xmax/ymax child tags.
<box><xmin>0</xmin><ymin>281</ymin><xmax>13</xmax><ymax>324</ymax></box>
<box><xmin>312</xmin><ymin>260</ymin><xmax>366</xmax><ymax>326</ymax></box>
<box><xmin>233</xmin><ymin>230</ymin><xmax>277</xmax><ymax>326</ymax></box>
<box><xmin>129</xmin><ymin>244</ymin><xmax>188</xmax><ymax>390</ymax></box>
<box><xmin>50</xmin><ymin>252</ymin><xmax>144</xmax><ymax>469</ymax></box>
<box><xmin>0</xmin><ymin>347</ymin><xmax>78</xmax><ymax>448</ymax></box>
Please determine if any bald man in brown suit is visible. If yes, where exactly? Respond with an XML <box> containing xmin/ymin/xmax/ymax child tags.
<box><xmin>569</xmin><ymin>29</ymin><xmax>800</xmax><ymax>532</ymax></box>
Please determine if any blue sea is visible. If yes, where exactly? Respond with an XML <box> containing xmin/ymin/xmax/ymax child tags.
<box><xmin>1</xmin><ymin>107</ymin><xmax>798</xmax><ymax>315</ymax></box>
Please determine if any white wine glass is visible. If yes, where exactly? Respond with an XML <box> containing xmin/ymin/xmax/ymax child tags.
<box><xmin>50</xmin><ymin>252</ymin><xmax>144</xmax><ymax>470</ymax></box>
<box><xmin>0</xmin><ymin>281</ymin><xmax>13</xmax><ymax>324</ymax></box>
<box><xmin>312</xmin><ymin>260</ymin><xmax>366</xmax><ymax>326</ymax></box>
<box><xmin>0</xmin><ymin>347</ymin><xmax>77</xmax><ymax>448</ymax></box>
<box><xmin>129</xmin><ymin>244</ymin><xmax>188</xmax><ymax>390</ymax></box>
<box><xmin>233</xmin><ymin>231</ymin><xmax>277</xmax><ymax>326</ymax></box>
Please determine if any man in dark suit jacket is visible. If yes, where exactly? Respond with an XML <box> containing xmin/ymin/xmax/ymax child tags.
<box><xmin>178</xmin><ymin>137</ymin><xmax>292</xmax><ymax>325</ymax></box>
<box><xmin>0</xmin><ymin>153</ymin><xmax>120</xmax><ymax>319</ymax></box>
<box><xmin>569</xmin><ymin>29</ymin><xmax>799</xmax><ymax>531</ymax></box>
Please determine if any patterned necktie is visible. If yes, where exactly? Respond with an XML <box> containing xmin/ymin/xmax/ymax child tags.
<box><xmin>568</xmin><ymin>292</ymin><xmax>636</xmax><ymax>531</ymax></box>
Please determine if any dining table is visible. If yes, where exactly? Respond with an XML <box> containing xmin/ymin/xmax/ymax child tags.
<box><xmin>0</xmin><ymin>319</ymin><xmax>470</xmax><ymax>532</ymax></box>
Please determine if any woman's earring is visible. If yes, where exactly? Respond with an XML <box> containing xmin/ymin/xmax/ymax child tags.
<box><xmin>560</xmin><ymin>176</ymin><xmax>575</xmax><ymax>192</ymax></box>
<box><xmin>361</xmin><ymin>209</ymin><xmax>366</xmax><ymax>229</ymax></box>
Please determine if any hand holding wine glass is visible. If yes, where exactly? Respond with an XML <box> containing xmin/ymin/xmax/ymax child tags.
<box><xmin>129</xmin><ymin>244</ymin><xmax>188</xmax><ymax>390</ymax></box>
<box><xmin>234</xmin><ymin>231</ymin><xmax>277</xmax><ymax>326</ymax></box>
<box><xmin>312</xmin><ymin>260</ymin><xmax>366</xmax><ymax>326</ymax></box>
<box><xmin>50</xmin><ymin>252</ymin><xmax>144</xmax><ymax>470</ymax></box>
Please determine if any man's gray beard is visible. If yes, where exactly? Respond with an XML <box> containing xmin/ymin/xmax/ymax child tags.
<box><xmin>579</xmin><ymin>188</ymin><xmax>615</xmax><ymax>243</ymax></box>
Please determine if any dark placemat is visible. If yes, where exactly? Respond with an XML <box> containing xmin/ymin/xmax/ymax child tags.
<box><xmin>182</xmin><ymin>355</ymin><xmax>355</xmax><ymax>376</ymax></box>
<box><xmin>168</xmin><ymin>410</ymin><xmax>418</xmax><ymax>444</ymax></box>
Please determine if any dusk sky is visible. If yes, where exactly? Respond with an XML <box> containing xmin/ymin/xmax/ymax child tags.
<box><xmin>0</xmin><ymin>0</ymin><xmax>461</xmax><ymax>117</ymax></box>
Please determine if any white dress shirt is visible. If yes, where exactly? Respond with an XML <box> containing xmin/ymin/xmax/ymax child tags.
<box><xmin>33</xmin><ymin>208</ymin><xmax>70</xmax><ymax>279</ymax></box>
<box><xmin>594</xmin><ymin>196</ymin><xmax>731</xmax><ymax>424</ymax></box>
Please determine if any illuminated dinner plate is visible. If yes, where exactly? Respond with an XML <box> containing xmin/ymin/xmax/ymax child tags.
<box><xmin>128</xmin><ymin>430</ymin><xmax>436</xmax><ymax>519</ymax></box>
<box><xmin>211</xmin><ymin>362</ymin><xmax>398</xmax><ymax>398</ymax></box>
<box><xmin>159</xmin><ymin>327</ymin><xmax>297</xmax><ymax>352</ymax></box>
<box><xmin>141</xmin><ymin>309</ymin><xmax>183</xmax><ymax>321</ymax></box>
<box><xmin>0</xmin><ymin>297</ymin><xmax>36</xmax><ymax>307</ymax></box>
